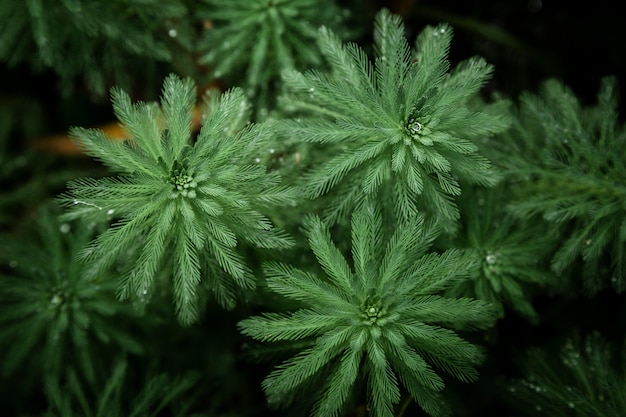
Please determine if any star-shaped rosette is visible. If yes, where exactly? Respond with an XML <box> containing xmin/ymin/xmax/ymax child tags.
<box><xmin>58</xmin><ymin>74</ymin><xmax>295</xmax><ymax>324</ymax></box>
<box><xmin>239</xmin><ymin>199</ymin><xmax>497</xmax><ymax>417</ymax></box>
<box><xmin>278</xmin><ymin>9</ymin><xmax>510</xmax><ymax>230</ymax></box>
<box><xmin>198</xmin><ymin>0</ymin><xmax>350</xmax><ymax>118</ymax></box>
<box><xmin>0</xmin><ymin>206</ymin><xmax>145</xmax><ymax>386</ymax></box>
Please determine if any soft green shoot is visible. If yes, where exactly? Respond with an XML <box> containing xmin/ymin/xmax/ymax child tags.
<box><xmin>58</xmin><ymin>74</ymin><xmax>296</xmax><ymax>324</ymax></box>
<box><xmin>278</xmin><ymin>8</ymin><xmax>511</xmax><ymax>231</ymax></box>
<box><xmin>239</xmin><ymin>199</ymin><xmax>497</xmax><ymax>417</ymax></box>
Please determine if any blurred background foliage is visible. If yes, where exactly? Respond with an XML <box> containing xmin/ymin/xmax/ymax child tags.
<box><xmin>2</xmin><ymin>0</ymin><xmax>624</xmax><ymax>156</ymax></box>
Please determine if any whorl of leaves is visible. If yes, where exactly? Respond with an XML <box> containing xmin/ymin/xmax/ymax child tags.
<box><xmin>239</xmin><ymin>199</ymin><xmax>497</xmax><ymax>417</ymax></box>
<box><xmin>0</xmin><ymin>0</ymin><xmax>191</xmax><ymax>97</ymax></box>
<box><xmin>0</xmin><ymin>206</ymin><xmax>144</xmax><ymax>387</ymax></box>
<box><xmin>493</xmin><ymin>76</ymin><xmax>626</xmax><ymax>294</ymax></box>
<box><xmin>58</xmin><ymin>74</ymin><xmax>296</xmax><ymax>324</ymax></box>
<box><xmin>198</xmin><ymin>0</ymin><xmax>351</xmax><ymax>119</ymax></box>
<box><xmin>278</xmin><ymin>8</ymin><xmax>510</xmax><ymax>230</ymax></box>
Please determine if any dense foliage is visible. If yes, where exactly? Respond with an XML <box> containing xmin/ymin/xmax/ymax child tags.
<box><xmin>1</xmin><ymin>1</ymin><xmax>624</xmax><ymax>416</ymax></box>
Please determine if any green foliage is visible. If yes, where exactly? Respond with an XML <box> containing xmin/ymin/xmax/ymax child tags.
<box><xmin>44</xmin><ymin>359</ymin><xmax>205</xmax><ymax>417</ymax></box>
<box><xmin>493</xmin><ymin>76</ymin><xmax>626</xmax><ymax>294</ymax></box>
<box><xmin>239</xmin><ymin>199</ymin><xmax>497</xmax><ymax>417</ymax></box>
<box><xmin>440</xmin><ymin>184</ymin><xmax>558</xmax><ymax>321</ymax></box>
<box><xmin>197</xmin><ymin>0</ymin><xmax>351</xmax><ymax>119</ymax></box>
<box><xmin>57</xmin><ymin>74</ymin><xmax>296</xmax><ymax>324</ymax></box>
<box><xmin>509</xmin><ymin>331</ymin><xmax>626</xmax><ymax>416</ymax></box>
<box><xmin>278</xmin><ymin>8</ymin><xmax>511</xmax><ymax>230</ymax></box>
<box><xmin>0</xmin><ymin>205</ymin><xmax>145</xmax><ymax>388</ymax></box>
<box><xmin>0</xmin><ymin>0</ymin><xmax>190</xmax><ymax>97</ymax></box>
<box><xmin>2</xmin><ymin>2</ymin><xmax>625</xmax><ymax>417</ymax></box>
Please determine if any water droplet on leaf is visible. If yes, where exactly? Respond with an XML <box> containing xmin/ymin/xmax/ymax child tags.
<box><xmin>49</xmin><ymin>293</ymin><xmax>63</xmax><ymax>308</ymax></box>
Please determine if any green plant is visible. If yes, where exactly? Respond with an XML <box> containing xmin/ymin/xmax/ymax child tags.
<box><xmin>197</xmin><ymin>0</ymin><xmax>352</xmax><ymax>119</ymax></box>
<box><xmin>509</xmin><ymin>330</ymin><xmax>626</xmax><ymax>416</ymax></box>
<box><xmin>0</xmin><ymin>205</ymin><xmax>145</xmax><ymax>388</ymax></box>
<box><xmin>440</xmin><ymin>184</ymin><xmax>558</xmax><ymax>321</ymax></box>
<box><xmin>0</xmin><ymin>0</ymin><xmax>191</xmax><ymax>97</ymax></box>
<box><xmin>57</xmin><ymin>75</ymin><xmax>296</xmax><ymax>324</ymax></box>
<box><xmin>239</xmin><ymin>199</ymin><xmax>496</xmax><ymax>417</ymax></box>
<box><xmin>278</xmin><ymin>9</ymin><xmax>510</xmax><ymax>231</ymax></box>
<box><xmin>1</xmin><ymin>3</ymin><xmax>625</xmax><ymax>417</ymax></box>
<box><xmin>490</xmin><ymin>76</ymin><xmax>626</xmax><ymax>294</ymax></box>
<box><xmin>44</xmin><ymin>359</ymin><xmax>205</xmax><ymax>417</ymax></box>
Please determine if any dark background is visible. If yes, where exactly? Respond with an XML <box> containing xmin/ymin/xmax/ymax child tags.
<box><xmin>388</xmin><ymin>0</ymin><xmax>626</xmax><ymax>108</ymax></box>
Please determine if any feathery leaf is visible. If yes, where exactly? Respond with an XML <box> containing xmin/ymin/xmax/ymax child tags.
<box><xmin>58</xmin><ymin>74</ymin><xmax>296</xmax><ymax>324</ymax></box>
<box><xmin>239</xmin><ymin>199</ymin><xmax>496</xmax><ymax>416</ymax></box>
